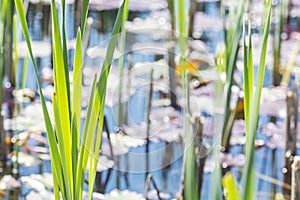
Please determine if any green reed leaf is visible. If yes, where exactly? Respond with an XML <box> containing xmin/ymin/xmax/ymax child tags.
<box><xmin>72</xmin><ymin>28</ymin><xmax>83</xmax><ymax>148</ymax></box>
<box><xmin>13</xmin><ymin>15</ymin><xmax>19</xmax><ymax>87</ymax></box>
<box><xmin>52</xmin><ymin>93</ymin><xmax>72</xmax><ymax>199</ymax></box>
<box><xmin>117</xmin><ymin>0</ymin><xmax>129</xmax><ymax>126</ymax></box>
<box><xmin>81</xmin><ymin>0</ymin><xmax>90</xmax><ymax>35</ymax></box>
<box><xmin>242</xmin><ymin>1</ymin><xmax>272</xmax><ymax>199</ymax></box>
<box><xmin>221</xmin><ymin>0</ymin><xmax>244</xmax><ymax>150</ymax></box>
<box><xmin>61</xmin><ymin>0</ymin><xmax>71</xmax><ymax>117</ymax></box>
<box><xmin>76</xmin><ymin>74</ymin><xmax>97</xmax><ymax>199</ymax></box>
<box><xmin>222</xmin><ymin>172</ymin><xmax>241</xmax><ymax>200</ymax></box>
<box><xmin>1</xmin><ymin>0</ymin><xmax>8</xmax><ymax>20</ymax></box>
<box><xmin>76</xmin><ymin>2</ymin><xmax>127</xmax><ymax>199</ymax></box>
<box><xmin>14</xmin><ymin>1</ymin><xmax>67</xmax><ymax>198</ymax></box>
<box><xmin>273</xmin><ymin>0</ymin><xmax>288</xmax><ymax>86</ymax></box>
<box><xmin>50</xmin><ymin>1</ymin><xmax>73</xmax><ymax>198</ymax></box>
<box><xmin>21</xmin><ymin>53</ymin><xmax>29</xmax><ymax>89</ymax></box>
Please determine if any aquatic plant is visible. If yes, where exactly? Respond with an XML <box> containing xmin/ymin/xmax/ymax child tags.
<box><xmin>14</xmin><ymin>0</ymin><xmax>127</xmax><ymax>199</ymax></box>
<box><xmin>242</xmin><ymin>1</ymin><xmax>271</xmax><ymax>197</ymax></box>
<box><xmin>211</xmin><ymin>1</ymin><xmax>245</xmax><ymax>199</ymax></box>
<box><xmin>220</xmin><ymin>0</ymin><xmax>244</xmax><ymax>152</ymax></box>
<box><xmin>175</xmin><ymin>0</ymin><xmax>200</xmax><ymax>199</ymax></box>
<box><xmin>0</xmin><ymin>1</ymin><xmax>6</xmax><ymax>163</ymax></box>
<box><xmin>0</xmin><ymin>0</ymin><xmax>13</xmax><ymax>167</ymax></box>
<box><xmin>222</xmin><ymin>1</ymin><xmax>272</xmax><ymax>199</ymax></box>
<box><xmin>273</xmin><ymin>0</ymin><xmax>288</xmax><ymax>86</ymax></box>
<box><xmin>117</xmin><ymin>0</ymin><xmax>129</xmax><ymax>128</ymax></box>
<box><xmin>281</xmin><ymin>37</ymin><xmax>300</xmax><ymax>86</ymax></box>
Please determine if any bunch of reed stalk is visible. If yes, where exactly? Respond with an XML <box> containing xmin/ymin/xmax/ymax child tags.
<box><xmin>14</xmin><ymin>0</ymin><xmax>127</xmax><ymax>199</ymax></box>
<box><xmin>222</xmin><ymin>1</ymin><xmax>272</xmax><ymax>199</ymax></box>
<box><xmin>175</xmin><ymin>0</ymin><xmax>200</xmax><ymax>199</ymax></box>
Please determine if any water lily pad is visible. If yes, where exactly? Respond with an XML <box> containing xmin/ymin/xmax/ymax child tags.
<box><xmin>11</xmin><ymin>131</ymin><xmax>30</xmax><ymax>146</ymax></box>
<box><xmin>150</xmin><ymin>107</ymin><xmax>180</xmax><ymax>120</ymax></box>
<box><xmin>259</xmin><ymin>87</ymin><xmax>288</xmax><ymax>118</ymax></box>
<box><xmin>86</xmin><ymin>155</ymin><xmax>114</xmax><ymax>172</ymax></box>
<box><xmin>204</xmin><ymin>154</ymin><xmax>246</xmax><ymax>173</ymax></box>
<box><xmin>12</xmin><ymin>152</ymin><xmax>41</xmax><ymax>166</ymax></box>
<box><xmin>194</xmin><ymin>12</ymin><xmax>222</xmax><ymax>32</ymax></box>
<box><xmin>105</xmin><ymin>190</ymin><xmax>145</xmax><ymax>200</ymax></box>
<box><xmin>131</xmin><ymin>42</ymin><xmax>173</xmax><ymax>56</ymax></box>
<box><xmin>36</xmin><ymin>153</ymin><xmax>51</xmax><ymax>161</ymax></box>
<box><xmin>29</xmin><ymin>134</ymin><xmax>48</xmax><ymax>145</ymax></box>
<box><xmin>146</xmin><ymin>189</ymin><xmax>171</xmax><ymax>200</ymax></box>
<box><xmin>131</xmin><ymin>60</ymin><xmax>169</xmax><ymax>79</ymax></box>
<box><xmin>261</xmin><ymin>122</ymin><xmax>300</xmax><ymax>149</ymax></box>
<box><xmin>41</xmin><ymin>85</ymin><xmax>54</xmax><ymax>100</ymax></box>
<box><xmin>18</xmin><ymin>41</ymin><xmax>51</xmax><ymax>58</ymax></box>
<box><xmin>82</xmin><ymin>191</ymin><xmax>105</xmax><ymax>200</ymax></box>
<box><xmin>29</xmin><ymin>0</ymin><xmax>74</xmax><ymax>4</ymax></box>
<box><xmin>89</xmin><ymin>0</ymin><xmax>167</xmax><ymax>12</ymax></box>
<box><xmin>21</xmin><ymin>173</ymin><xmax>53</xmax><ymax>191</ymax></box>
<box><xmin>203</xmin><ymin>119</ymin><xmax>245</xmax><ymax>137</ymax></box>
<box><xmin>82</xmin><ymin>70</ymin><xmax>129</xmax><ymax>108</ymax></box>
<box><xmin>29</xmin><ymin>146</ymin><xmax>49</xmax><ymax>154</ymax></box>
<box><xmin>221</xmin><ymin>153</ymin><xmax>246</xmax><ymax>168</ymax></box>
<box><xmin>26</xmin><ymin>190</ymin><xmax>54</xmax><ymax>200</ymax></box>
<box><xmin>86</xmin><ymin>46</ymin><xmax>121</xmax><ymax>59</ymax></box>
<box><xmin>101</xmin><ymin>143</ymin><xmax>130</xmax><ymax>156</ymax></box>
<box><xmin>0</xmin><ymin>175</ymin><xmax>20</xmax><ymax>190</ymax></box>
<box><xmin>110</xmin><ymin>133</ymin><xmax>146</xmax><ymax>148</ymax></box>
<box><xmin>4</xmin><ymin>102</ymin><xmax>53</xmax><ymax>132</ymax></box>
<box><xmin>123</xmin><ymin>123</ymin><xmax>182</xmax><ymax>143</ymax></box>
<box><xmin>13</xmin><ymin>88</ymin><xmax>36</xmax><ymax>103</ymax></box>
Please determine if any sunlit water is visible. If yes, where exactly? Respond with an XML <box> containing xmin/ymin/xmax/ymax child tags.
<box><xmin>8</xmin><ymin>0</ymin><xmax>300</xmax><ymax>199</ymax></box>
